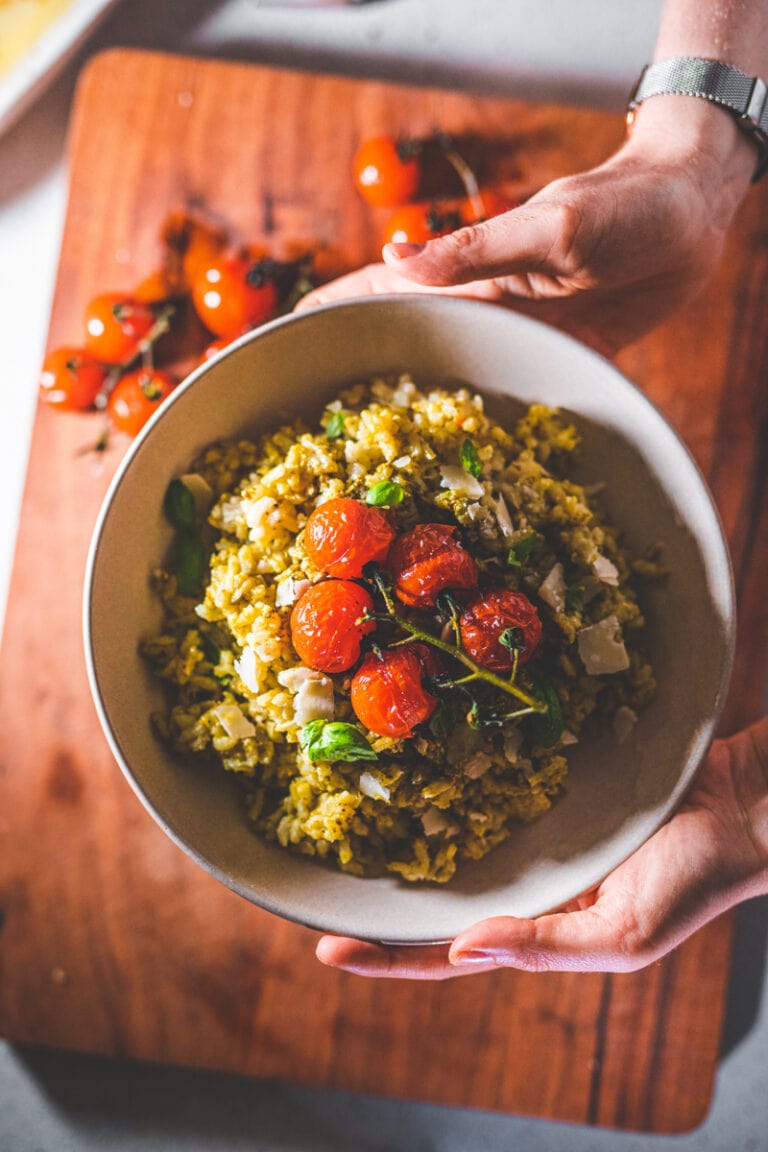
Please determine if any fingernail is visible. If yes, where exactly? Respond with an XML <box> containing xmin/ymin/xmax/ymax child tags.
<box><xmin>384</xmin><ymin>242</ymin><xmax>426</xmax><ymax>261</ymax></box>
<box><xmin>449</xmin><ymin>949</ymin><xmax>501</xmax><ymax>966</ymax></box>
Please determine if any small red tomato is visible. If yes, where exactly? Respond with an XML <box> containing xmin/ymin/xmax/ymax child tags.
<box><xmin>350</xmin><ymin>647</ymin><xmax>438</xmax><ymax>739</ymax></box>
<box><xmin>191</xmin><ymin>254</ymin><xmax>279</xmax><ymax>337</ymax></box>
<box><xmin>107</xmin><ymin>368</ymin><xmax>176</xmax><ymax>436</ymax></box>
<box><xmin>459</xmin><ymin>588</ymin><xmax>542</xmax><ymax>671</ymax></box>
<box><xmin>38</xmin><ymin>346</ymin><xmax>106</xmax><ymax>410</ymax></box>
<box><xmin>290</xmin><ymin>580</ymin><xmax>375</xmax><ymax>674</ymax></box>
<box><xmin>84</xmin><ymin>293</ymin><xmax>156</xmax><ymax>364</ymax></box>
<box><xmin>353</xmin><ymin>135</ymin><xmax>421</xmax><ymax>207</ymax></box>
<box><xmin>387</xmin><ymin>523</ymin><xmax>479</xmax><ymax>609</ymax></box>
<box><xmin>304</xmin><ymin>497</ymin><xmax>397</xmax><ymax>579</ymax></box>
<box><xmin>382</xmin><ymin>202</ymin><xmax>460</xmax><ymax>246</ymax></box>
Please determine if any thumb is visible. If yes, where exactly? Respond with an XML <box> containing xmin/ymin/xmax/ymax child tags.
<box><xmin>448</xmin><ymin>907</ymin><xmax>640</xmax><ymax>974</ymax></box>
<box><xmin>382</xmin><ymin>199</ymin><xmax>582</xmax><ymax>288</ymax></box>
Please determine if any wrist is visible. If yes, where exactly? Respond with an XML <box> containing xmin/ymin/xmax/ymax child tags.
<box><xmin>623</xmin><ymin>96</ymin><xmax>756</xmax><ymax>224</ymax></box>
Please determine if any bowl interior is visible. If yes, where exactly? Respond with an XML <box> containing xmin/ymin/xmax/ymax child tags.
<box><xmin>85</xmin><ymin>296</ymin><xmax>734</xmax><ymax>943</ymax></box>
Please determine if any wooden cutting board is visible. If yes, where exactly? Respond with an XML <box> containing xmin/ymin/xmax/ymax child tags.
<box><xmin>1</xmin><ymin>49</ymin><xmax>767</xmax><ymax>1134</ymax></box>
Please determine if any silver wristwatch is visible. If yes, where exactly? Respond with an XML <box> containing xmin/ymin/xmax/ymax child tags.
<box><xmin>627</xmin><ymin>57</ymin><xmax>768</xmax><ymax>181</ymax></box>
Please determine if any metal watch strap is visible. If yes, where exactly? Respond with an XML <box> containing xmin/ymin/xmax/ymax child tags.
<box><xmin>627</xmin><ymin>58</ymin><xmax>768</xmax><ymax>181</ymax></box>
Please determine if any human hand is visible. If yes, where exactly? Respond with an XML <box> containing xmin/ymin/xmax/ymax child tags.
<box><xmin>315</xmin><ymin>719</ymin><xmax>768</xmax><ymax>979</ymax></box>
<box><xmin>300</xmin><ymin>100</ymin><xmax>756</xmax><ymax>358</ymax></box>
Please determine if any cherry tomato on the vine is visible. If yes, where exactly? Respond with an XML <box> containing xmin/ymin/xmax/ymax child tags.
<box><xmin>350</xmin><ymin>645</ymin><xmax>439</xmax><ymax>739</ymax></box>
<box><xmin>304</xmin><ymin>497</ymin><xmax>397</xmax><ymax>579</ymax></box>
<box><xmin>353</xmin><ymin>135</ymin><xmax>422</xmax><ymax>208</ymax></box>
<box><xmin>459</xmin><ymin>588</ymin><xmax>542</xmax><ymax>672</ymax></box>
<box><xmin>106</xmin><ymin>368</ymin><xmax>176</xmax><ymax>437</ymax></box>
<box><xmin>290</xmin><ymin>580</ymin><xmax>375</xmax><ymax>674</ymax></box>
<box><xmin>191</xmin><ymin>254</ymin><xmax>279</xmax><ymax>337</ymax></box>
<box><xmin>83</xmin><ymin>293</ymin><xmax>156</xmax><ymax>364</ymax></box>
<box><xmin>38</xmin><ymin>346</ymin><xmax>106</xmax><ymax>411</ymax></box>
<box><xmin>382</xmin><ymin>202</ymin><xmax>460</xmax><ymax>246</ymax></box>
<box><xmin>387</xmin><ymin>522</ymin><xmax>479</xmax><ymax>609</ymax></box>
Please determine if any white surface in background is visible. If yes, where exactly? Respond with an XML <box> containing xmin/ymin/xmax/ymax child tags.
<box><xmin>0</xmin><ymin>0</ymin><xmax>663</xmax><ymax>638</ymax></box>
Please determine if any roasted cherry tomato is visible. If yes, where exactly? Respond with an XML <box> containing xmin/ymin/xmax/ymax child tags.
<box><xmin>459</xmin><ymin>588</ymin><xmax>542</xmax><ymax>671</ymax></box>
<box><xmin>382</xmin><ymin>202</ymin><xmax>461</xmax><ymax>246</ymax></box>
<box><xmin>200</xmin><ymin>335</ymin><xmax>236</xmax><ymax>363</ymax></box>
<box><xmin>191</xmin><ymin>254</ymin><xmax>279</xmax><ymax>337</ymax></box>
<box><xmin>83</xmin><ymin>293</ymin><xmax>156</xmax><ymax>364</ymax></box>
<box><xmin>38</xmin><ymin>346</ymin><xmax>106</xmax><ymax>411</ymax></box>
<box><xmin>387</xmin><ymin>522</ymin><xmax>479</xmax><ymax>609</ymax></box>
<box><xmin>350</xmin><ymin>646</ymin><xmax>438</xmax><ymax>739</ymax></box>
<box><xmin>353</xmin><ymin>135</ymin><xmax>421</xmax><ymax>207</ymax></box>
<box><xmin>290</xmin><ymin>580</ymin><xmax>375</xmax><ymax>674</ymax></box>
<box><xmin>304</xmin><ymin>497</ymin><xmax>397</xmax><ymax>579</ymax></box>
<box><xmin>106</xmin><ymin>368</ymin><xmax>176</xmax><ymax>436</ymax></box>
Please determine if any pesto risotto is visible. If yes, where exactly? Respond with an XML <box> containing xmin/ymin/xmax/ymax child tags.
<box><xmin>142</xmin><ymin>378</ymin><xmax>655</xmax><ymax>883</ymax></box>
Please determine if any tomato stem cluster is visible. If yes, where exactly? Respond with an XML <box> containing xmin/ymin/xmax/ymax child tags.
<box><xmin>364</xmin><ymin>568</ymin><xmax>547</xmax><ymax>718</ymax></box>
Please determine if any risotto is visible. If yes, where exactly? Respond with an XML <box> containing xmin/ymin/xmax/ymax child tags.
<box><xmin>142</xmin><ymin>377</ymin><xmax>656</xmax><ymax>883</ymax></box>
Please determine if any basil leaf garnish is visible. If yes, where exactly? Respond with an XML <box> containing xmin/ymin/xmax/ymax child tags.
<box><xmin>459</xmin><ymin>438</ymin><xmax>482</xmax><ymax>479</ymax></box>
<box><xmin>507</xmin><ymin>531</ymin><xmax>539</xmax><ymax>568</ymax></box>
<box><xmin>175</xmin><ymin>528</ymin><xmax>207</xmax><ymax>596</ymax></box>
<box><xmin>366</xmin><ymin>480</ymin><xmax>404</xmax><ymax>508</ymax></box>
<box><xmin>299</xmin><ymin>720</ymin><xmax>378</xmax><ymax>763</ymax></box>
<box><xmin>163</xmin><ymin>478</ymin><xmax>197</xmax><ymax>530</ymax></box>
<box><xmin>324</xmin><ymin>411</ymin><xmax>345</xmax><ymax>440</ymax></box>
<box><xmin>528</xmin><ymin>675</ymin><xmax>564</xmax><ymax>748</ymax></box>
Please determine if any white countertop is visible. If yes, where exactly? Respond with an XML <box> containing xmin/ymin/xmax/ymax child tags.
<box><xmin>0</xmin><ymin>0</ymin><xmax>663</xmax><ymax>634</ymax></box>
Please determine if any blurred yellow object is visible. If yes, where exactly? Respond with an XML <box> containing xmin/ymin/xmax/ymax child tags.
<box><xmin>0</xmin><ymin>0</ymin><xmax>74</xmax><ymax>79</ymax></box>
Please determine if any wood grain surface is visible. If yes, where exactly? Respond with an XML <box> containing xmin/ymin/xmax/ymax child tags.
<box><xmin>1</xmin><ymin>49</ymin><xmax>766</xmax><ymax>1134</ymax></box>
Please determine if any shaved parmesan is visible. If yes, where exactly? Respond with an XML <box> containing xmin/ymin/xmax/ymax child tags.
<box><xmin>539</xmin><ymin>563</ymin><xmax>566</xmax><ymax>612</ymax></box>
<box><xmin>463</xmin><ymin>751</ymin><xmax>492</xmax><ymax>779</ymax></box>
<box><xmin>493</xmin><ymin>493</ymin><xmax>515</xmax><ymax>538</ymax></box>
<box><xmin>212</xmin><ymin>704</ymin><xmax>256</xmax><ymax>740</ymax></box>
<box><xmin>439</xmin><ymin>464</ymin><xmax>484</xmax><ymax>498</ymax></box>
<box><xmin>592</xmin><ymin>554</ymin><xmax>620</xmax><ymax>586</ymax></box>
<box><xmin>278</xmin><ymin>665</ymin><xmax>334</xmax><ymax>726</ymax></box>
<box><xmin>234</xmin><ymin>647</ymin><xmax>260</xmax><ymax>694</ymax></box>
<box><xmin>359</xmin><ymin>772</ymin><xmax>390</xmax><ymax>802</ymax></box>
<box><xmin>577</xmin><ymin>615</ymin><xmax>630</xmax><ymax>675</ymax></box>
<box><xmin>275</xmin><ymin>576</ymin><xmax>309</xmax><ymax>608</ymax></box>
<box><xmin>613</xmin><ymin>705</ymin><xmax>638</xmax><ymax>743</ymax></box>
<box><xmin>179</xmin><ymin>472</ymin><xmax>214</xmax><ymax>515</ymax></box>
<box><xmin>421</xmin><ymin>808</ymin><xmax>457</xmax><ymax>837</ymax></box>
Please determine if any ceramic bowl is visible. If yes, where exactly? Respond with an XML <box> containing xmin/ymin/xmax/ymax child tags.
<box><xmin>84</xmin><ymin>296</ymin><xmax>734</xmax><ymax>944</ymax></box>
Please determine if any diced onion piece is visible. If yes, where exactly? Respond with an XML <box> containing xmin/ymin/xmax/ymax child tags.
<box><xmin>212</xmin><ymin>703</ymin><xmax>256</xmax><ymax>740</ymax></box>
<box><xmin>494</xmin><ymin>493</ymin><xmax>515</xmax><ymax>538</ymax></box>
<box><xmin>359</xmin><ymin>771</ymin><xmax>391</xmax><ymax>802</ymax></box>
<box><xmin>613</xmin><ymin>705</ymin><xmax>638</xmax><ymax>743</ymax></box>
<box><xmin>439</xmin><ymin>464</ymin><xmax>484</xmax><ymax>498</ymax></box>
<box><xmin>539</xmin><ymin>562</ymin><xmax>566</xmax><ymax>613</ymax></box>
<box><xmin>592</xmin><ymin>554</ymin><xmax>620</xmax><ymax>586</ymax></box>
<box><xmin>503</xmin><ymin>728</ymin><xmax>523</xmax><ymax>764</ymax></box>
<box><xmin>560</xmin><ymin>729</ymin><xmax>579</xmax><ymax>746</ymax></box>
<box><xmin>234</xmin><ymin>646</ymin><xmax>260</xmax><ymax>694</ymax></box>
<box><xmin>393</xmin><ymin>454</ymin><xmax>411</xmax><ymax>468</ymax></box>
<box><xmin>463</xmin><ymin>751</ymin><xmax>492</xmax><ymax>779</ymax></box>
<box><xmin>577</xmin><ymin>615</ymin><xmax>630</xmax><ymax>675</ymax></box>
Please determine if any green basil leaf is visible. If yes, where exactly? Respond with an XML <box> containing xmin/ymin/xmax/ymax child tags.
<box><xmin>175</xmin><ymin>528</ymin><xmax>207</xmax><ymax>596</ymax></box>
<box><xmin>528</xmin><ymin>674</ymin><xmax>564</xmax><ymax>748</ymax></box>
<box><xmin>366</xmin><ymin>480</ymin><xmax>404</xmax><ymax>508</ymax></box>
<box><xmin>459</xmin><ymin>438</ymin><xmax>482</xmax><ymax>479</ymax></box>
<box><xmin>324</xmin><ymin>411</ymin><xmax>345</xmax><ymax>440</ymax></box>
<box><xmin>507</xmin><ymin>531</ymin><xmax>539</xmax><ymax>568</ymax></box>
<box><xmin>163</xmin><ymin>478</ymin><xmax>197</xmax><ymax>530</ymax></box>
<box><xmin>299</xmin><ymin>720</ymin><xmax>378</xmax><ymax>763</ymax></box>
<box><xmin>565</xmin><ymin>582</ymin><xmax>585</xmax><ymax>613</ymax></box>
